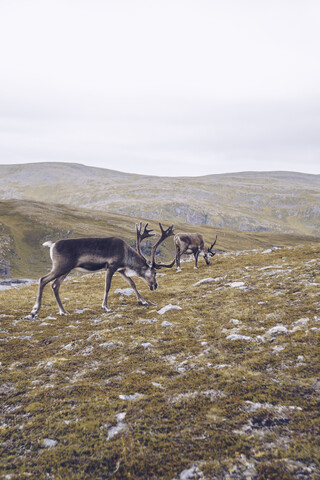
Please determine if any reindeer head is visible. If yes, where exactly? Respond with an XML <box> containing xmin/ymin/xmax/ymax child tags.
<box><xmin>135</xmin><ymin>222</ymin><xmax>175</xmax><ymax>290</ymax></box>
<box><xmin>204</xmin><ymin>235</ymin><xmax>218</xmax><ymax>265</ymax></box>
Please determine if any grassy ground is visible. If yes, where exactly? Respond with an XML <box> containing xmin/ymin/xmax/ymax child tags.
<box><xmin>1</xmin><ymin>244</ymin><xmax>320</xmax><ymax>479</ymax></box>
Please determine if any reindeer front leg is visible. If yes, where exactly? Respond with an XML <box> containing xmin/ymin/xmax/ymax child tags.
<box><xmin>51</xmin><ymin>274</ymin><xmax>69</xmax><ymax>315</ymax></box>
<box><xmin>31</xmin><ymin>269</ymin><xmax>62</xmax><ymax>317</ymax></box>
<box><xmin>119</xmin><ymin>272</ymin><xmax>148</xmax><ymax>306</ymax></box>
<box><xmin>102</xmin><ymin>267</ymin><xmax>116</xmax><ymax>312</ymax></box>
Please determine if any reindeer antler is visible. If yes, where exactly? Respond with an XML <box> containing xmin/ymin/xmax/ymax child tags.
<box><xmin>151</xmin><ymin>223</ymin><xmax>175</xmax><ymax>269</ymax></box>
<box><xmin>135</xmin><ymin>222</ymin><xmax>155</xmax><ymax>259</ymax></box>
<box><xmin>208</xmin><ymin>235</ymin><xmax>218</xmax><ymax>256</ymax></box>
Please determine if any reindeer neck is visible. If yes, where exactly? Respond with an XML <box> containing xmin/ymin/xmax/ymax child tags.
<box><xmin>127</xmin><ymin>246</ymin><xmax>149</xmax><ymax>271</ymax></box>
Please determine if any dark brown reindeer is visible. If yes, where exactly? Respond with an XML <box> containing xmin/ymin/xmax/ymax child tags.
<box><xmin>174</xmin><ymin>233</ymin><xmax>217</xmax><ymax>272</ymax></box>
<box><xmin>31</xmin><ymin>223</ymin><xmax>175</xmax><ymax>317</ymax></box>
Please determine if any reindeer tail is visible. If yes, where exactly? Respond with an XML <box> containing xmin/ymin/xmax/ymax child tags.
<box><xmin>42</xmin><ymin>241</ymin><xmax>54</xmax><ymax>248</ymax></box>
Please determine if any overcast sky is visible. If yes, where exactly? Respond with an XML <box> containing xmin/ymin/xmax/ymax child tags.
<box><xmin>0</xmin><ymin>0</ymin><xmax>319</xmax><ymax>176</ymax></box>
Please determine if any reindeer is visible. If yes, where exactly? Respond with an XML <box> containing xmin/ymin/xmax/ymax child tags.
<box><xmin>174</xmin><ymin>233</ymin><xmax>217</xmax><ymax>272</ymax></box>
<box><xmin>30</xmin><ymin>223</ymin><xmax>175</xmax><ymax>317</ymax></box>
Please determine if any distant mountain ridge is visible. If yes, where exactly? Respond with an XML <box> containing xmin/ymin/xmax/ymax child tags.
<box><xmin>1</xmin><ymin>162</ymin><xmax>320</xmax><ymax>236</ymax></box>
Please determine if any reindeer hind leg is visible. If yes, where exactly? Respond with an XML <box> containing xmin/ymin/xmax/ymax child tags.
<box><xmin>194</xmin><ymin>250</ymin><xmax>200</xmax><ymax>269</ymax></box>
<box><xmin>176</xmin><ymin>247</ymin><xmax>182</xmax><ymax>272</ymax></box>
<box><xmin>51</xmin><ymin>274</ymin><xmax>69</xmax><ymax>315</ymax></box>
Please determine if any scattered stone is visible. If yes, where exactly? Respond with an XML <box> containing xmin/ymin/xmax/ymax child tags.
<box><xmin>157</xmin><ymin>304</ymin><xmax>182</xmax><ymax>315</ymax></box>
<box><xmin>178</xmin><ymin>465</ymin><xmax>204</xmax><ymax>479</ymax></box>
<box><xmin>272</xmin><ymin>345</ymin><xmax>285</xmax><ymax>352</ymax></box>
<box><xmin>119</xmin><ymin>393</ymin><xmax>141</xmax><ymax>401</ymax></box>
<box><xmin>258</xmin><ymin>265</ymin><xmax>283</xmax><ymax>271</ymax></box>
<box><xmin>42</xmin><ymin>438</ymin><xmax>58</xmax><ymax>448</ymax></box>
<box><xmin>99</xmin><ymin>342</ymin><xmax>117</xmax><ymax>348</ymax></box>
<box><xmin>161</xmin><ymin>320</ymin><xmax>173</xmax><ymax>327</ymax></box>
<box><xmin>80</xmin><ymin>346</ymin><xmax>93</xmax><ymax>356</ymax></box>
<box><xmin>86</xmin><ymin>332</ymin><xmax>101</xmax><ymax>342</ymax></box>
<box><xmin>293</xmin><ymin>317</ymin><xmax>309</xmax><ymax>326</ymax></box>
<box><xmin>107</xmin><ymin>412</ymin><xmax>127</xmax><ymax>441</ymax></box>
<box><xmin>170</xmin><ymin>389</ymin><xmax>224</xmax><ymax>404</ymax></box>
<box><xmin>202</xmin><ymin>389</ymin><xmax>225</xmax><ymax>401</ymax></box>
<box><xmin>114</xmin><ymin>288</ymin><xmax>134</xmax><ymax>296</ymax></box>
<box><xmin>138</xmin><ymin>318</ymin><xmax>157</xmax><ymax>324</ymax></box>
<box><xmin>226</xmin><ymin>334</ymin><xmax>253</xmax><ymax>341</ymax></box>
<box><xmin>244</xmin><ymin>401</ymin><xmax>302</xmax><ymax>414</ymax></box>
<box><xmin>141</xmin><ymin>342</ymin><xmax>153</xmax><ymax>348</ymax></box>
<box><xmin>193</xmin><ymin>277</ymin><xmax>216</xmax><ymax>286</ymax></box>
<box><xmin>267</xmin><ymin>326</ymin><xmax>288</xmax><ymax>335</ymax></box>
<box><xmin>152</xmin><ymin>382</ymin><xmax>165</xmax><ymax>389</ymax></box>
<box><xmin>228</xmin><ymin>281</ymin><xmax>246</xmax><ymax>288</ymax></box>
<box><xmin>91</xmin><ymin>318</ymin><xmax>103</xmax><ymax>324</ymax></box>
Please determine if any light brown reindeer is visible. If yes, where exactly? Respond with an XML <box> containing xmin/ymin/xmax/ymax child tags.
<box><xmin>31</xmin><ymin>223</ymin><xmax>175</xmax><ymax>317</ymax></box>
<box><xmin>174</xmin><ymin>233</ymin><xmax>217</xmax><ymax>272</ymax></box>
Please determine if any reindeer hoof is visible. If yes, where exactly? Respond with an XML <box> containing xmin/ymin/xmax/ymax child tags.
<box><xmin>176</xmin><ymin>268</ymin><xmax>182</xmax><ymax>273</ymax></box>
<box><xmin>102</xmin><ymin>306</ymin><xmax>112</xmax><ymax>313</ymax></box>
<box><xmin>59</xmin><ymin>311</ymin><xmax>69</xmax><ymax>316</ymax></box>
<box><xmin>138</xmin><ymin>300</ymin><xmax>149</xmax><ymax>306</ymax></box>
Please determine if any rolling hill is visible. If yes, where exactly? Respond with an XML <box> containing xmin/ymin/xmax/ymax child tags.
<box><xmin>1</xmin><ymin>162</ymin><xmax>320</xmax><ymax>236</ymax></box>
<box><xmin>0</xmin><ymin>199</ymin><xmax>317</xmax><ymax>279</ymax></box>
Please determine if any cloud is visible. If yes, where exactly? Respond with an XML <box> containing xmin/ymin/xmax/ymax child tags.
<box><xmin>0</xmin><ymin>1</ymin><xmax>320</xmax><ymax>175</ymax></box>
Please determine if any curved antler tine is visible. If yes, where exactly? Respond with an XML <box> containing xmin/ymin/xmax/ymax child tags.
<box><xmin>136</xmin><ymin>222</ymin><xmax>155</xmax><ymax>259</ymax></box>
<box><xmin>136</xmin><ymin>222</ymin><xmax>143</xmax><ymax>257</ymax></box>
<box><xmin>158</xmin><ymin>223</ymin><xmax>175</xmax><ymax>238</ymax></box>
<box><xmin>151</xmin><ymin>223</ymin><xmax>175</xmax><ymax>268</ymax></box>
<box><xmin>210</xmin><ymin>234</ymin><xmax>218</xmax><ymax>249</ymax></box>
<box><xmin>144</xmin><ymin>223</ymin><xmax>155</xmax><ymax>238</ymax></box>
<box><xmin>153</xmin><ymin>258</ymin><xmax>176</xmax><ymax>270</ymax></box>
<box><xmin>135</xmin><ymin>222</ymin><xmax>141</xmax><ymax>234</ymax></box>
<box><xmin>208</xmin><ymin>235</ymin><xmax>218</xmax><ymax>256</ymax></box>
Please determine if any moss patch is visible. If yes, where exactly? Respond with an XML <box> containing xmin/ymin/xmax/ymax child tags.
<box><xmin>1</xmin><ymin>244</ymin><xmax>320</xmax><ymax>479</ymax></box>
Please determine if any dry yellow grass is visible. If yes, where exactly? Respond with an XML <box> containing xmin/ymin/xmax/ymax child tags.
<box><xmin>1</xmin><ymin>243</ymin><xmax>320</xmax><ymax>479</ymax></box>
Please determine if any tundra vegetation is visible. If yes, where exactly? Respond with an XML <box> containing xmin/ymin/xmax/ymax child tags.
<box><xmin>1</xmin><ymin>243</ymin><xmax>319</xmax><ymax>479</ymax></box>
<box><xmin>1</xmin><ymin>164</ymin><xmax>320</xmax><ymax>236</ymax></box>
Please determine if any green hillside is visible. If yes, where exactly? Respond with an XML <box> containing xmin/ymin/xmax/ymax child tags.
<box><xmin>0</xmin><ymin>199</ymin><xmax>317</xmax><ymax>279</ymax></box>
<box><xmin>1</xmin><ymin>163</ymin><xmax>319</xmax><ymax>236</ymax></box>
